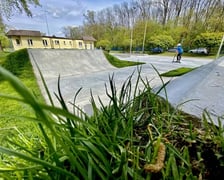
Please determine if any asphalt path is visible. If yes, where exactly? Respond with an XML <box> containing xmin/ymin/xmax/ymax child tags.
<box><xmin>29</xmin><ymin>49</ymin><xmax>213</xmax><ymax>116</ymax></box>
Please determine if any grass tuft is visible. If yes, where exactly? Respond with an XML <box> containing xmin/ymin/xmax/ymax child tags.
<box><xmin>161</xmin><ymin>67</ymin><xmax>195</xmax><ymax>77</ymax></box>
<box><xmin>104</xmin><ymin>51</ymin><xmax>145</xmax><ymax>68</ymax></box>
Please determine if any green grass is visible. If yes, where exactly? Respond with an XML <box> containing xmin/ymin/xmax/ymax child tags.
<box><xmin>161</xmin><ymin>67</ymin><xmax>196</xmax><ymax>77</ymax></box>
<box><xmin>104</xmin><ymin>51</ymin><xmax>145</xmax><ymax>68</ymax></box>
<box><xmin>0</xmin><ymin>49</ymin><xmax>224</xmax><ymax>179</ymax></box>
<box><xmin>0</xmin><ymin>51</ymin><xmax>10</xmax><ymax>64</ymax></box>
<box><xmin>0</xmin><ymin>49</ymin><xmax>44</xmax><ymax>127</ymax></box>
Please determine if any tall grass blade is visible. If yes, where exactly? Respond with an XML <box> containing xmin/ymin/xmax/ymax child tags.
<box><xmin>0</xmin><ymin>146</ymin><xmax>77</xmax><ymax>179</ymax></box>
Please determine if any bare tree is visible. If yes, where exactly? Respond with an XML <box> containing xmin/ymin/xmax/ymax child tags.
<box><xmin>134</xmin><ymin>0</ymin><xmax>152</xmax><ymax>20</ymax></box>
<box><xmin>153</xmin><ymin>0</ymin><xmax>173</xmax><ymax>25</ymax></box>
<box><xmin>83</xmin><ymin>10</ymin><xmax>96</xmax><ymax>26</ymax></box>
<box><xmin>62</xmin><ymin>26</ymin><xmax>84</xmax><ymax>39</ymax></box>
<box><xmin>134</xmin><ymin>0</ymin><xmax>153</xmax><ymax>52</ymax></box>
<box><xmin>113</xmin><ymin>4</ymin><xmax>126</xmax><ymax>27</ymax></box>
<box><xmin>170</xmin><ymin>0</ymin><xmax>184</xmax><ymax>26</ymax></box>
<box><xmin>122</xmin><ymin>1</ymin><xmax>132</xmax><ymax>28</ymax></box>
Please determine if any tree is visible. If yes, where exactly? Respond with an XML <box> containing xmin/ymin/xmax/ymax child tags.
<box><xmin>0</xmin><ymin>0</ymin><xmax>40</xmax><ymax>18</ymax></box>
<box><xmin>0</xmin><ymin>35</ymin><xmax>10</xmax><ymax>51</ymax></box>
<box><xmin>62</xmin><ymin>26</ymin><xmax>84</xmax><ymax>39</ymax></box>
<box><xmin>172</xmin><ymin>0</ymin><xmax>184</xmax><ymax>26</ymax></box>
<box><xmin>147</xmin><ymin>35</ymin><xmax>175</xmax><ymax>49</ymax></box>
<box><xmin>96</xmin><ymin>39</ymin><xmax>111</xmax><ymax>51</ymax></box>
<box><xmin>0</xmin><ymin>14</ymin><xmax>8</xmax><ymax>51</ymax></box>
<box><xmin>194</xmin><ymin>32</ymin><xmax>224</xmax><ymax>53</ymax></box>
<box><xmin>81</xmin><ymin>0</ymin><xmax>224</xmax><ymax>52</ymax></box>
<box><xmin>83</xmin><ymin>10</ymin><xmax>102</xmax><ymax>40</ymax></box>
<box><xmin>153</xmin><ymin>0</ymin><xmax>172</xmax><ymax>26</ymax></box>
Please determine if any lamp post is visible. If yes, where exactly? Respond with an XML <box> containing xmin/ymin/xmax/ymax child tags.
<box><xmin>130</xmin><ymin>26</ymin><xmax>133</xmax><ymax>55</ymax></box>
<box><xmin>142</xmin><ymin>20</ymin><xmax>147</xmax><ymax>54</ymax></box>
<box><xmin>43</xmin><ymin>8</ymin><xmax>50</xmax><ymax>36</ymax></box>
<box><xmin>216</xmin><ymin>35</ymin><xmax>224</xmax><ymax>59</ymax></box>
<box><xmin>130</xmin><ymin>7</ymin><xmax>136</xmax><ymax>55</ymax></box>
<box><xmin>141</xmin><ymin>0</ymin><xmax>152</xmax><ymax>54</ymax></box>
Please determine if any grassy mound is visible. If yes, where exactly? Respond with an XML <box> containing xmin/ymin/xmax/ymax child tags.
<box><xmin>104</xmin><ymin>51</ymin><xmax>145</xmax><ymax>68</ymax></box>
<box><xmin>1</xmin><ymin>49</ymin><xmax>32</xmax><ymax>78</ymax></box>
<box><xmin>161</xmin><ymin>67</ymin><xmax>195</xmax><ymax>77</ymax></box>
<box><xmin>0</xmin><ymin>49</ymin><xmax>43</xmax><ymax>126</ymax></box>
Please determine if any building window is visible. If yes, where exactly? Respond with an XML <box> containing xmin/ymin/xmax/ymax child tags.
<box><xmin>43</xmin><ymin>39</ymin><xmax>48</xmax><ymax>46</ymax></box>
<box><xmin>79</xmin><ymin>42</ymin><xmax>82</xmax><ymax>48</ymax></box>
<box><xmin>69</xmin><ymin>41</ymin><xmax>72</xmax><ymax>46</ymax></box>
<box><xmin>27</xmin><ymin>39</ymin><xmax>33</xmax><ymax>46</ymax></box>
<box><xmin>64</xmin><ymin>41</ymin><xmax>66</xmax><ymax>45</ymax></box>
<box><xmin>85</xmin><ymin>44</ymin><xmax>87</xmax><ymax>49</ymax></box>
<box><xmin>55</xmin><ymin>40</ymin><xmax>60</xmax><ymax>45</ymax></box>
<box><xmin>16</xmin><ymin>39</ymin><xmax>21</xmax><ymax>45</ymax></box>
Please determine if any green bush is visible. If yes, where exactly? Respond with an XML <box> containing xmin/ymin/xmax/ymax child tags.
<box><xmin>96</xmin><ymin>39</ymin><xmax>111</xmax><ymax>51</ymax></box>
<box><xmin>193</xmin><ymin>32</ymin><xmax>224</xmax><ymax>54</ymax></box>
<box><xmin>147</xmin><ymin>35</ymin><xmax>175</xmax><ymax>49</ymax></box>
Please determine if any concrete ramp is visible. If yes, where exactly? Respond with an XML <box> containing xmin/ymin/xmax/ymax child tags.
<box><xmin>28</xmin><ymin>49</ymin><xmax>221</xmax><ymax>125</ymax></box>
<box><xmin>158</xmin><ymin>57</ymin><xmax>224</xmax><ymax>126</ymax></box>
<box><xmin>28</xmin><ymin>49</ymin><xmax>116</xmax><ymax>79</ymax></box>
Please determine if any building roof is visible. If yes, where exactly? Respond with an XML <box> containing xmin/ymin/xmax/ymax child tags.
<box><xmin>7</xmin><ymin>30</ymin><xmax>41</xmax><ymax>37</ymax></box>
<box><xmin>82</xmin><ymin>36</ymin><xmax>97</xmax><ymax>41</ymax></box>
<box><xmin>6</xmin><ymin>29</ymin><xmax>97</xmax><ymax>42</ymax></box>
<box><xmin>42</xmin><ymin>35</ymin><xmax>73</xmax><ymax>40</ymax></box>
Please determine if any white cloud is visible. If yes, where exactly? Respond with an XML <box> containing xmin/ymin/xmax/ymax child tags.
<box><xmin>43</xmin><ymin>0</ymin><xmax>85</xmax><ymax>19</ymax></box>
<box><xmin>3</xmin><ymin>0</ymin><xmax>125</xmax><ymax>36</ymax></box>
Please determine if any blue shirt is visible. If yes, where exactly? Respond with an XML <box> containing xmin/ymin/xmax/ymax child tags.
<box><xmin>177</xmin><ymin>46</ymin><xmax>183</xmax><ymax>54</ymax></box>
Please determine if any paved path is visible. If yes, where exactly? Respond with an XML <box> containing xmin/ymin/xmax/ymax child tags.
<box><xmin>28</xmin><ymin>49</ymin><xmax>222</xmax><ymax>125</ymax></box>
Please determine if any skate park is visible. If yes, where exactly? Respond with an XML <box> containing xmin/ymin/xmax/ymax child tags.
<box><xmin>28</xmin><ymin>49</ymin><xmax>223</xmax><ymax>126</ymax></box>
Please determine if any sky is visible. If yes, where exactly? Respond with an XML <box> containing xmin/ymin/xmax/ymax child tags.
<box><xmin>3</xmin><ymin>0</ymin><xmax>125</xmax><ymax>36</ymax></box>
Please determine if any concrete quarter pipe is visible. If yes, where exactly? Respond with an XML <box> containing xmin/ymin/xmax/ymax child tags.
<box><xmin>28</xmin><ymin>49</ymin><xmax>119</xmax><ymax>114</ymax></box>
<box><xmin>28</xmin><ymin>49</ymin><xmax>116</xmax><ymax>79</ymax></box>
<box><xmin>28</xmin><ymin>49</ymin><xmax>223</xmax><ymax>126</ymax></box>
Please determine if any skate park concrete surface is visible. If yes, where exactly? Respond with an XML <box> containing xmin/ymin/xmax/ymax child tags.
<box><xmin>157</xmin><ymin>56</ymin><xmax>224</xmax><ymax>126</ymax></box>
<box><xmin>28</xmin><ymin>49</ymin><xmax>223</xmax><ymax>126</ymax></box>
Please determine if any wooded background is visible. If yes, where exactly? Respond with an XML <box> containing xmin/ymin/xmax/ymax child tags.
<box><xmin>63</xmin><ymin>0</ymin><xmax>224</xmax><ymax>53</ymax></box>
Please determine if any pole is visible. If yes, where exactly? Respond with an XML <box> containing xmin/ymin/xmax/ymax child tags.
<box><xmin>43</xmin><ymin>5</ymin><xmax>50</xmax><ymax>36</ymax></box>
<box><xmin>130</xmin><ymin>28</ymin><xmax>133</xmax><ymax>55</ymax></box>
<box><xmin>216</xmin><ymin>35</ymin><xmax>224</xmax><ymax>59</ymax></box>
<box><xmin>130</xmin><ymin>7</ymin><xmax>136</xmax><ymax>56</ymax></box>
<box><xmin>142</xmin><ymin>20</ymin><xmax>148</xmax><ymax>54</ymax></box>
